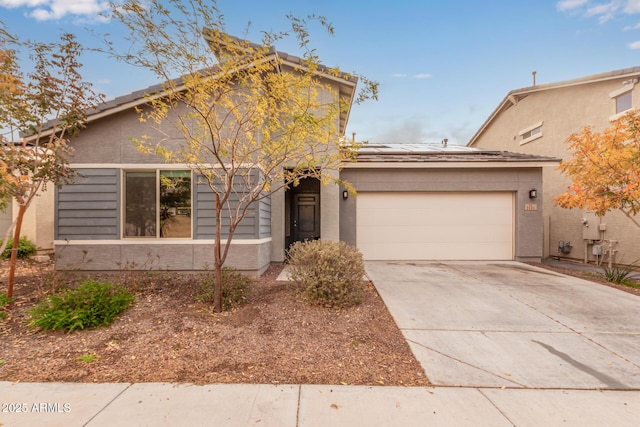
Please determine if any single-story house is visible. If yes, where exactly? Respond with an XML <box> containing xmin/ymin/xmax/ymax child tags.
<box><xmin>52</xmin><ymin>122</ymin><xmax>557</xmax><ymax>274</ymax></box>
<box><xmin>468</xmin><ymin>67</ymin><xmax>640</xmax><ymax>264</ymax></box>
<box><xmin>42</xmin><ymin>37</ymin><xmax>558</xmax><ymax>273</ymax></box>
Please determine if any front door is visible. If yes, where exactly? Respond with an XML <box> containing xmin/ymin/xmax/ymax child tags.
<box><xmin>291</xmin><ymin>193</ymin><xmax>320</xmax><ymax>244</ymax></box>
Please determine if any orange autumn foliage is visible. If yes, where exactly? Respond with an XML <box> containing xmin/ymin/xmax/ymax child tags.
<box><xmin>555</xmin><ymin>111</ymin><xmax>640</xmax><ymax>228</ymax></box>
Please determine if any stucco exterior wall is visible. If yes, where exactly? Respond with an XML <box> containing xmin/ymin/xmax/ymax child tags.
<box><xmin>1</xmin><ymin>187</ymin><xmax>54</xmax><ymax>254</ymax></box>
<box><xmin>55</xmin><ymin>240</ymin><xmax>271</xmax><ymax>275</ymax></box>
<box><xmin>340</xmin><ymin>167</ymin><xmax>545</xmax><ymax>262</ymax></box>
<box><xmin>69</xmin><ymin>106</ymin><xmax>188</xmax><ymax>165</ymax></box>
<box><xmin>472</xmin><ymin>76</ymin><xmax>640</xmax><ymax>263</ymax></box>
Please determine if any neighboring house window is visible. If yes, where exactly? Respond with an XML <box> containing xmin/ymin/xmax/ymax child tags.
<box><xmin>615</xmin><ymin>91</ymin><xmax>632</xmax><ymax>114</ymax></box>
<box><xmin>518</xmin><ymin>121</ymin><xmax>543</xmax><ymax>145</ymax></box>
<box><xmin>124</xmin><ymin>170</ymin><xmax>192</xmax><ymax>238</ymax></box>
<box><xmin>610</xmin><ymin>82</ymin><xmax>636</xmax><ymax>120</ymax></box>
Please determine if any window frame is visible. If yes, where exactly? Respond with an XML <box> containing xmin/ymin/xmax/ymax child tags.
<box><xmin>518</xmin><ymin>121</ymin><xmax>543</xmax><ymax>146</ymax></box>
<box><xmin>122</xmin><ymin>168</ymin><xmax>193</xmax><ymax>240</ymax></box>
<box><xmin>609</xmin><ymin>82</ymin><xmax>635</xmax><ymax>121</ymax></box>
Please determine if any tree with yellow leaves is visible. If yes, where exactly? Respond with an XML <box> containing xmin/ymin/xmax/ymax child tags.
<box><xmin>555</xmin><ymin>111</ymin><xmax>640</xmax><ymax>228</ymax></box>
<box><xmin>1</xmin><ymin>25</ymin><xmax>103</xmax><ymax>299</ymax></box>
<box><xmin>106</xmin><ymin>0</ymin><xmax>377</xmax><ymax>312</ymax></box>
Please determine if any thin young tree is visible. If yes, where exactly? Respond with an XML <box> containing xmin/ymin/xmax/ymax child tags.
<box><xmin>555</xmin><ymin>111</ymin><xmax>640</xmax><ymax>228</ymax></box>
<box><xmin>106</xmin><ymin>0</ymin><xmax>377</xmax><ymax>312</ymax></box>
<box><xmin>0</xmin><ymin>26</ymin><xmax>104</xmax><ymax>299</ymax></box>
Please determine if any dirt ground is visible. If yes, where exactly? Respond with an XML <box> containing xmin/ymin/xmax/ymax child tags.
<box><xmin>0</xmin><ymin>260</ymin><xmax>428</xmax><ymax>386</ymax></box>
<box><xmin>528</xmin><ymin>261</ymin><xmax>640</xmax><ymax>297</ymax></box>
<box><xmin>2</xmin><ymin>258</ymin><xmax>637</xmax><ymax>386</ymax></box>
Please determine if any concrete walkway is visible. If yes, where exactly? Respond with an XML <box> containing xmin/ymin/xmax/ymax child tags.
<box><xmin>2</xmin><ymin>381</ymin><xmax>640</xmax><ymax>426</ymax></box>
<box><xmin>2</xmin><ymin>260</ymin><xmax>640</xmax><ymax>426</ymax></box>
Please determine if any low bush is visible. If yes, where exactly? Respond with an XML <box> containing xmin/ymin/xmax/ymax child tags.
<box><xmin>28</xmin><ymin>279</ymin><xmax>134</xmax><ymax>332</ymax></box>
<box><xmin>287</xmin><ymin>240</ymin><xmax>366</xmax><ymax>308</ymax></box>
<box><xmin>1</xmin><ymin>237</ymin><xmax>37</xmax><ymax>259</ymax></box>
<box><xmin>0</xmin><ymin>293</ymin><xmax>11</xmax><ymax>319</ymax></box>
<box><xmin>602</xmin><ymin>260</ymin><xmax>639</xmax><ymax>285</ymax></box>
<box><xmin>197</xmin><ymin>268</ymin><xmax>251</xmax><ymax>310</ymax></box>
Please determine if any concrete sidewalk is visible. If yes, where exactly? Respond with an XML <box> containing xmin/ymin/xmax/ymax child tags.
<box><xmin>2</xmin><ymin>381</ymin><xmax>640</xmax><ymax>426</ymax></box>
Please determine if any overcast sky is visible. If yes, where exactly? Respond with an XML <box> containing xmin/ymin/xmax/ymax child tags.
<box><xmin>2</xmin><ymin>0</ymin><xmax>640</xmax><ymax>145</ymax></box>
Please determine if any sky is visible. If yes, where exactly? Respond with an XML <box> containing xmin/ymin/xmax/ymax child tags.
<box><xmin>1</xmin><ymin>0</ymin><xmax>640</xmax><ymax>145</ymax></box>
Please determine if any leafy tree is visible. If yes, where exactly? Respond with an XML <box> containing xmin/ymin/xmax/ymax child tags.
<box><xmin>106</xmin><ymin>0</ymin><xmax>377</xmax><ymax>312</ymax></box>
<box><xmin>0</xmin><ymin>25</ymin><xmax>103</xmax><ymax>299</ymax></box>
<box><xmin>555</xmin><ymin>111</ymin><xmax>640</xmax><ymax>228</ymax></box>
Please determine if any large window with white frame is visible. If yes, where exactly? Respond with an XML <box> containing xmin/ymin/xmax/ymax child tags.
<box><xmin>124</xmin><ymin>170</ymin><xmax>192</xmax><ymax>238</ymax></box>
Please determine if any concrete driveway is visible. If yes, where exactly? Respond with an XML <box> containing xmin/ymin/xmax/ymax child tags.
<box><xmin>365</xmin><ymin>261</ymin><xmax>640</xmax><ymax>389</ymax></box>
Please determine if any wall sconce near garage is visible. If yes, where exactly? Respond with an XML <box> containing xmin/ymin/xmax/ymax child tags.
<box><xmin>342</xmin><ymin>190</ymin><xmax>349</xmax><ymax>200</ymax></box>
<box><xmin>529</xmin><ymin>189</ymin><xmax>537</xmax><ymax>199</ymax></box>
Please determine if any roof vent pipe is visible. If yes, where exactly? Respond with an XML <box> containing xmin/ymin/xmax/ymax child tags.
<box><xmin>442</xmin><ymin>138</ymin><xmax>448</xmax><ymax>146</ymax></box>
<box><xmin>532</xmin><ymin>71</ymin><xmax>537</xmax><ymax>86</ymax></box>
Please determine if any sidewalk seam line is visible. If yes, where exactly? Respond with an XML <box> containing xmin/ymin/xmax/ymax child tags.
<box><xmin>477</xmin><ymin>388</ymin><xmax>517</xmax><ymax>427</ymax></box>
<box><xmin>82</xmin><ymin>383</ymin><xmax>133</xmax><ymax>427</ymax></box>
<box><xmin>405</xmin><ymin>338</ymin><xmax>525</xmax><ymax>387</ymax></box>
<box><xmin>295</xmin><ymin>384</ymin><xmax>302</xmax><ymax>427</ymax></box>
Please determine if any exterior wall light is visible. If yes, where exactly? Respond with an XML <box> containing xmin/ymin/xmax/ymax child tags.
<box><xmin>342</xmin><ymin>190</ymin><xmax>349</xmax><ymax>200</ymax></box>
<box><xmin>529</xmin><ymin>189</ymin><xmax>537</xmax><ymax>199</ymax></box>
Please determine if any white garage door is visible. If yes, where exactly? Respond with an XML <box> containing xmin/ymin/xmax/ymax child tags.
<box><xmin>356</xmin><ymin>192</ymin><xmax>514</xmax><ymax>260</ymax></box>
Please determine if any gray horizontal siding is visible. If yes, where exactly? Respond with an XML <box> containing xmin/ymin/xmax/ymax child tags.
<box><xmin>259</xmin><ymin>197</ymin><xmax>271</xmax><ymax>239</ymax></box>
<box><xmin>194</xmin><ymin>180</ymin><xmax>265</xmax><ymax>240</ymax></box>
<box><xmin>56</xmin><ymin>168</ymin><xmax>119</xmax><ymax>240</ymax></box>
<box><xmin>55</xmin><ymin>169</ymin><xmax>271</xmax><ymax>242</ymax></box>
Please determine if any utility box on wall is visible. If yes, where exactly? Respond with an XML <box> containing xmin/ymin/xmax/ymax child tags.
<box><xmin>581</xmin><ymin>211</ymin><xmax>601</xmax><ymax>241</ymax></box>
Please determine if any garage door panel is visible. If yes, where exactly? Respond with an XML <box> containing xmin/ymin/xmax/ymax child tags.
<box><xmin>356</xmin><ymin>192</ymin><xmax>513</xmax><ymax>260</ymax></box>
<box><xmin>359</xmin><ymin>209</ymin><xmax>511</xmax><ymax>227</ymax></box>
<box><xmin>361</xmin><ymin>242</ymin><xmax>513</xmax><ymax>261</ymax></box>
<box><xmin>357</xmin><ymin>225</ymin><xmax>512</xmax><ymax>244</ymax></box>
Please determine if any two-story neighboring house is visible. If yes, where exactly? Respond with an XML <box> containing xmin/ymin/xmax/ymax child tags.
<box><xmin>468</xmin><ymin>67</ymin><xmax>640</xmax><ymax>265</ymax></box>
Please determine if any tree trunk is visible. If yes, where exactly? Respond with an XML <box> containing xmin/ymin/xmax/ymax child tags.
<box><xmin>6</xmin><ymin>204</ymin><xmax>26</xmax><ymax>300</ymax></box>
<box><xmin>214</xmin><ymin>193</ymin><xmax>223</xmax><ymax>312</ymax></box>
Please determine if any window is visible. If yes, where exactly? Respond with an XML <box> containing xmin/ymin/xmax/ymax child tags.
<box><xmin>518</xmin><ymin>121</ymin><xmax>543</xmax><ymax>145</ymax></box>
<box><xmin>124</xmin><ymin>170</ymin><xmax>192</xmax><ymax>238</ymax></box>
<box><xmin>521</xmin><ymin>126</ymin><xmax>541</xmax><ymax>140</ymax></box>
<box><xmin>610</xmin><ymin>82</ymin><xmax>636</xmax><ymax>120</ymax></box>
<box><xmin>615</xmin><ymin>91</ymin><xmax>632</xmax><ymax>114</ymax></box>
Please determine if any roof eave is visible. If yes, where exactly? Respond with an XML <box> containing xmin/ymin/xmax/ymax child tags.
<box><xmin>342</xmin><ymin>160</ymin><xmax>560</xmax><ymax>169</ymax></box>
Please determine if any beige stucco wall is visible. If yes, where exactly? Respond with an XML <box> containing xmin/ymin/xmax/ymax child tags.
<box><xmin>0</xmin><ymin>204</ymin><xmax>12</xmax><ymax>244</ymax></box>
<box><xmin>0</xmin><ymin>187</ymin><xmax>54</xmax><ymax>254</ymax></box>
<box><xmin>472</xmin><ymin>76</ymin><xmax>640</xmax><ymax>263</ymax></box>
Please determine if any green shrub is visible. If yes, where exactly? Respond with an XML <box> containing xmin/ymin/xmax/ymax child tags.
<box><xmin>0</xmin><ymin>293</ymin><xmax>11</xmax><ymax>319</ymax></box>
<box><xmin>197</xmin><ymin>268</ymin><xmax>251</xmax><ymax>310</ymax></box>
<box><xmin>287</xmin><ymin>240</ymin><xmax>366</xmax><ymax>308</ymax></box>
<box><xmin>1</xmin><ymin>237</ymin><xmax>37</xmax><ymax>259</ymax></box>
<box><xmin>602</xmin><ymin>260</ymin><xmax>639</xmax><ymax>285</ymax></box>
<box><xmin>28</xmin><ymin>279</ymin><xmax>134</xmax><ymax>332</ymax></box>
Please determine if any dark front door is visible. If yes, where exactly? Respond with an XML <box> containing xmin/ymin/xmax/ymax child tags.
<box><xmin>291</xmin><ymin>193</ymin><xmax>320</xmax><ymax>243</ymax></box>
